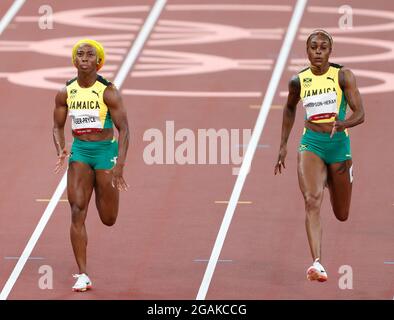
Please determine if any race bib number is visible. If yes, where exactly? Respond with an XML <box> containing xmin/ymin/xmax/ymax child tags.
<box><xmin>69</xmin><ymin>109</ymin><xmax>103</xmax><ymax>134</ymax></box>
<box><xmin>303</xmin><ymin>91</ymin><xmax>337</xmax><ymax>121</ymax></box>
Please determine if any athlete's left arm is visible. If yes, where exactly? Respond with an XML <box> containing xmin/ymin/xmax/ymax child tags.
<box><xmin>334</xmin><ymin>68</ymin><xmax>365</xmax><ymax>134</ymax></box>
<box><xmin>104</xmin><ymin>85</ymin><xmax>130</xmax><ymax>191</ymax></box>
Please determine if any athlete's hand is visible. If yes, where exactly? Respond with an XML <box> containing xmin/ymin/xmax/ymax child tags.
<box><xmin>330</xmin><ymin>119</ymin><xmax>346</xmax><ymax>138</ymax></box>
<box><xmin>54</xmin><ymin>149</ymin><xmax>70</xmax><ymax>173</ymax></box>
<box><xmin>111</xmin><ymin>164</ymin><xmax>129</xmax><ymax>191</ymax></box>
<box><xmin>274</xmin><ymin>146</ymin><xmax>287</xmax><ymax>175</ymax></box>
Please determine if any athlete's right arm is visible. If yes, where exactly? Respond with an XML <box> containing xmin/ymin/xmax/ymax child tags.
<box><xmin>53</xmin><ymin>87</ymin><xmax>69</xmax><ymax>173</ymax></box>
<box><xmin>274</xmin><ymin>75</ymin><xmax>301</xmax><ymax>175</ymax></box>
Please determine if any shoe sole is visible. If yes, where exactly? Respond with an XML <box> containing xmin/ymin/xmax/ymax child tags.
<box><xmin>307</xmin><ymin>268</ymin><xmax>327</xmax><ymax>282</ymax></box>
<box><xmin>72</xmin><ymin>284</ymin><xmax>92</xmax><ymax>292</ymax></box>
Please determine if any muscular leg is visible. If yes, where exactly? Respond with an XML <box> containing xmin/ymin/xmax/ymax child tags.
<box><xmin>94</xmin><ymin>170</ymin><xmax>119</xmax><ymax>226</ymax></box>
<box><xmin>297</xmin><ymin>151</ymin><xmax>327</xmax><ymax>262</ymax></box>
<box><xmin>67</xmin><ymin>162</ymin><xmax>95</xmax><ymax>274</ymax></box>
<box><xmin>327</xmin><ymin>160</ymin><xmax>353</xmax><ymax>221</ymax></box>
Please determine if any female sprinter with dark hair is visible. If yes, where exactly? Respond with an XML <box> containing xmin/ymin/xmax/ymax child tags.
<box><xmin>275</xmin><ymin>30</ymin><xmax>365</xmax><ymax>282</ymax></box>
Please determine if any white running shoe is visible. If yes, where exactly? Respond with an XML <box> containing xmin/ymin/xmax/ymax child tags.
<box><xmin>72</xmin><ymin>273</ymin><xmax>92</xmax><ymax>292</ymax></box>
<box><xmin>306</xmin><ymin>258</ymin><xmax>328</xmax><ymax>282</ymax></box>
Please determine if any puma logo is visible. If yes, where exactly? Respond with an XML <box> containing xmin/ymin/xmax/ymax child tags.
<box><xmin>327</xmin><ymin>76</ymin><xmax>335</xmax><ymax>83</ymax></box>
<box><xmin>92</xmin><ymin>90</ymin><xmax>100</xmax><ymax>98</ymax></box>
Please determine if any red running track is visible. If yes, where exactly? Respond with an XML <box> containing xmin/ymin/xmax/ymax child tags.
<box><xmin>0</xmin><ymin>0</ymin><xmax>393</xmax><ymax>300</ymax></box>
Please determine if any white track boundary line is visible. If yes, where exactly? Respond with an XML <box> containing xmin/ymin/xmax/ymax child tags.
<box><xmin>0</xmin><ymin>0</ymin><xmax>25</xmax><ymax>35</ymax></box>
<box><xmin>196</xmin><ymin>0</ymin><xmax>308</xmax><ymax>300</ymax></box>
<box><xmin>0</xmin><ymin>0</ymin><xmax>166</xmax><ymax>300</ymax></box>
<box><xmin>113</xmin><ymin>0</ymin><xmax>166</xmax><ymax>86</ymax></box>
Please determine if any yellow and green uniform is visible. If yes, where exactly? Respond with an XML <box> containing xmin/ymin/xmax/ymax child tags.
<box><xmin>69</xmin><ymin>137</ymin><xmax>118</xmax><ymax>170</ymax></box>
<box><xmin>66</xmin><ymin>75</ymin><xmax>113</xmax><ymax>135</ymax></box>
<box><xmin>66</xmin><ymin>75</ymin><xmax>118</xmax><ymax>170</ymax></box>
<box><xmin>298</xmin><ymin>63</ymin><xmax>352</xmax><ymax>164</ymax></box>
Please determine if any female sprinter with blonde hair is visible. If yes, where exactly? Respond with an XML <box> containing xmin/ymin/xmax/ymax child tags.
<box><xmin>53</xmin><ymin>39</ymin><xmax>130</xmax><ymax>291</ymax></box>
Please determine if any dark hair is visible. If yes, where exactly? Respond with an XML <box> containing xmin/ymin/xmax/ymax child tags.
<box><xmin>306</xmin><ymin>29</ymin><xmax>333</xmax><ymax>47</ymax></box>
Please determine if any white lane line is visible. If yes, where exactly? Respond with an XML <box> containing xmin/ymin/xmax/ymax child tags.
<box><xmin>0</xmin><ymin>0</ymin><xmax>166</xmax><ymax>301</ymax></box>
<box><xmin>122</xmin><ymin>89</ymin><xmax>262</xmax><ymax>98</ymax></box>
<box><xmin>214</xmin><ymin>201</ymin><xmax>252</xmax><ymax>204</ymax></box>
<box><xmin>115</xmin><ymin>0</ymin><xmax>167</xmax><ymax>87</ymax></box>
<box><xmin>196</xmin><ymin>0</ymin><xmax>308</xmax><ymax>300</ymax></box>
<box><xmin>0</xmin><ymin>174</ymin><xmax>67</xmax><ymax>301</ymax></box>
<box><xmin>4</xmin><ymin>257</ymin><xmax>45</xmax><ymax>260</ymax></box>
<box><xmin>194</xmin><ymin>259</ymin><xmax>233</xmax><ymax>263</ymax></box>
<box><xmin>35</xmin><ymin>198</ymin><xmax>68</xmax><ymax>202</ymax></box>
<box><xmin>249</xmin><ymin>104</ymin><xmax>284</xmax><ymax>109</ymax></box>
<box><xmin>0</xmin><ymin>0</ymin><xmax>25</xmax><ymax>36</ymax></box>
